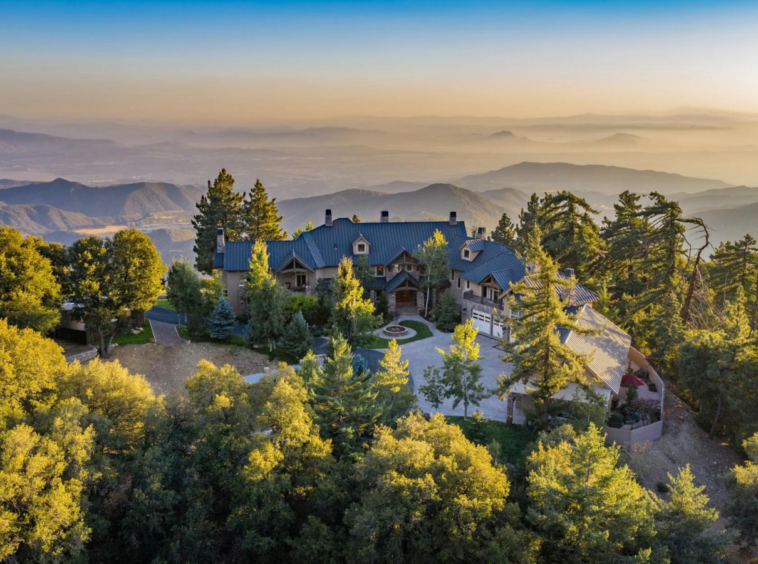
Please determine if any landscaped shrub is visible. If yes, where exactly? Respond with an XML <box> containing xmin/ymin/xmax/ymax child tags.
<box><xmin>375</xmin><ymin>291</ymin><xmax>391</xmax><ymax>324</ymax></box>
<box><xmin>279</xmin><ymin>311</ymin><xmax>313</xmax><ymax>360</ymax></box>
<box><xmin>287</xmin><ymin>293</ymin><xmax>319</xmax><ymax>325</ymax></box>
<box><xmin>207</xmin><ymin>297</ymin><xmax>237</xmax><ymax>340</ymax></box>
<box><xmin>434</xmin><ymin>290</ymin><xmax>459</xmax><ymax>332</ymax></box>
<box><xmin>607</xmin><ymin>412</ymin><xmax>624</xmax><ymax>429</ymax></box>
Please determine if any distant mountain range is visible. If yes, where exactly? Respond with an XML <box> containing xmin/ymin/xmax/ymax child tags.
<box><xmin>277</xmin><ymin>183</ymin><xmax>525</xmax><ymax>235</ymax></box>
<box><xmin>1</xmin><ymin>161</ymin><xmax>756</xmax><ymax>263</ymax></box>
<box><xmin>454</xmin><ymin>162</ymin><xmax>730</xmax><ymax>195</ymax></box>
<box><xmin>0</xmin><ymin>178</ymin><xmax>202</xmax><ymax>219</ymax></box>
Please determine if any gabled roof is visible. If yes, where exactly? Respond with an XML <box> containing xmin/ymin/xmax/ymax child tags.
<box><xmin>385</xmin><ymin>270</ymin><xmax>421</xmax><ymax>293</ymax></box>
<box><xmin>273</xmin><ymin>249</ymin><xmax>314</xmax><ymax>273</ymax></box>
<box><xmin>466</xmin><ymin>239</ymin><xmax>487</xmax><ymax>252</ymax></box>
<box><xmin>561</xmin><ymin>305</ymin><xmax>631</xmax><ymax>395</ymax></box>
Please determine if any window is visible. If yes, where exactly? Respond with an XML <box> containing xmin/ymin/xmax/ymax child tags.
<box><xmin>457</xmin><ymin>277</ymin><xmax>461</xmax><ymax>289</ymax></box>
<box><xmin>296</xmin><ymin>273</ymin><xmax>307</xmax><ymax>287</ymax></box>
<box><xmin>405</xmin><ymin>264</ymin><xmax>413</xmax><ymax>272</ymax></box>
<box><xmin>373</xmin><ymin>265</ymin><xmax>385</xmax><ymax>277</ymax></box>
<box><xmin>463</xmin><ymin>249</ymin><xmax>470</xmax><ymax>259</ymax></box>
<box><xmin>394</xmin><ymin>264</ymin><xmax>400</xmax><ymax>273</ymax></box>
<box><xmin>466</xmin><ymin>280</ymin><xmax>470</xmax><ymax>290</ymax></box>
<box><xmin>450</xmin><ymin>269</ymin><xmax>455</xmax><ymax>281</ymax></box>
<box><xmin>357</xmin><ymin>243</ymin><xmax>366</xmax><ymax>254</ymax></box>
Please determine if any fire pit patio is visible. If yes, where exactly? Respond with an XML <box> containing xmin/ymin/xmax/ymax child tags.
<box><xmin>382</xmin><ymin>325</ymin><xmax>409</xmax><ymax>337</ymax></box>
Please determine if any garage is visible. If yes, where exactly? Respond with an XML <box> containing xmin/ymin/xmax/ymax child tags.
<box><xmin>492</xmin><ymin>320</ymin><xmax>504</xmax><ymax>338</ymax></box>
<box><xmin>471</xmin><ymin>310</ymin><xmax>492</xmax><ymax>335</ymax></box>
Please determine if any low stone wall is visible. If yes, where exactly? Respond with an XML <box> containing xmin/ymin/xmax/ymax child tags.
<box><xmin>66</xmin><ymin>348</ymin><xmax>98</xmax><ymax>364</ymax></box>
<box><xmin>604</xmin><ymin>420</ymin><xmax>663</xmax><ymax>449</ymax></box>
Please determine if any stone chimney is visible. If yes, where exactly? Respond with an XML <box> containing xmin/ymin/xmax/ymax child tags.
<box><xmin>380</xmin><ymin>210</ymin><xmax>389</xmax><ymax>223</ymax></box>
<box><xmin>565</xmin><ymin>268</ymin><xmax>575</xmax><ymax>278</ymax></box>
<box><xmin>216</xmin><ymin>227</ymin><xmax>225</xmax><ymax>254</ymax></box>
<box><xmin>325</xmin><ymin>209</ymin><xmax>333</xmax><ymax>227</ymax></box>
<box><xmin>477</xmin><ymin>226</ymin><xmax>486</xmax><ymax>240</ymax></box>
<box><xmin>449</xmin><ymin>211</ymin><xmax>457</xmax><ymax>226</ymax></box>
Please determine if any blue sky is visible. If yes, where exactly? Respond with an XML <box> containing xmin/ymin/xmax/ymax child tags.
<box><xmin>1</xmin><ymin>0</ymin><xmax>757</xmax><ymax>121</ymax></box>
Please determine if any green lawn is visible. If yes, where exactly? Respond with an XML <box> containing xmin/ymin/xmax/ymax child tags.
<box><xmin>364</xmin><ymin>320</ymin><xmax>434</xmax><ymax>349</ymax></box>
<box><xmin>113</xmin><ymin>320</ymin><xmax>154</xmax><ymax>346</ymax></box>
<box><xmin>446</xmin><ymin>416</ymin><xmax>537</xmax><ymax>469</ymax></box>
<box><xmin>176</xmin><ymin>325</ymin><xmax>298</xmax><ymax>364</ymax></box>
<box><xmin>155</xmin><ymin>298</ymin><xmax>175</xmax><ymax>311</ymax></box>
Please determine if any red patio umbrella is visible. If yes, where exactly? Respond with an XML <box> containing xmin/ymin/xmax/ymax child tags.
<box><xmin>621</xmin><ymin>372</ymin><xmax>646</xmax><ymax>388</ymax></box>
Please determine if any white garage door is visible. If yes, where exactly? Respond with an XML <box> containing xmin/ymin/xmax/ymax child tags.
<box><xmin>471</xmin><ymin>310</ymin><xmax>491</xmax><ymax>335</ymax></box>
<box><xmin>492</xmin><ymin>320</ymin><xmax>504</xmax><ymax>338</ymax></box>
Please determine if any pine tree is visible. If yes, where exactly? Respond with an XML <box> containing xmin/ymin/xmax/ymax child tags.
<box><xmin>515</xmin><ymin>193</ymin><xmax>543</xmax><ymax>254</ymax></box>
<box><xmin>244</xmin><ymin>179</ymin><xmax>287</xmax><ymax>241</ymax></box>
<box><xmin>433</xmin><ymin>290</ymin><xmax>459</xmax><ymax>332</ymax></box>
<box><xmin>208</xmin><ymin>297</ymin><xmax>236</xmax><ymax>339</ymax></box>
<box><xmin>498</xmin><ymin>228</ymin><xmax>600</xmax><ymax>428</ymax></box>
<box><xmin>651</xmin><ymin>291</ymin><xmax>686</xmax><ymax>377</ymax></box>
<box><xmin>192</xmin><ymin>169</ymin><xmax>244</xmax><ymax>274</ymax></box>
<box><xmin>600</xmin><ymin>191</ymin><xmax>651</xmax><ymax>320</ymax></box>
<box><xmin>309</xmin><ymin>335</ymin><xmax>379</xmax><ymax>456</ymax></box>
<box><xmin>526</xmin><ymin>424</ymin><xmax>658</xmax><ymax>563</ymax></box>
<box><xmin>280</xmin><ymin>311</ymin><xmax>313</xmax><ymax>359</ymax></box>
<box><xmin>292</xmin><ymin>220</ymin><xmax>314</xmax><ymax>239</ymax></box>
<box><xmin>413</xmin><ymin>229</ymin><xmax>450</xmax><ymax>316</ymax></box>
<box><xmin>540</xmin><ymin>191</ymin><xmax>605</xmax><ymax>285</ymax></box>
<box><xmin>329</xmin><ymin>257</ymin><xmax>378</xmax><ymax>345</ymax></box>
<box><xmin>657</xmin><ymin>465</ymin><xmax>728</xmax><ymax>563</ymax></box>
<box><xmin>490</xmin><ymin>212</ymin><xmax>517</xmax><ymax>248</ymax></box>
<box><xmin>374</xmin><ymin>339</ymin><xmax>416</xmax><ymax>422</ymax></box>
<box><xmin>246</xmin><ymin>241</ymin><xmax>289</xmax><ymax>350</ymax></box>
<box><xmin>724</xmin><ymin>433</ymin><xmax>758</xmax><ymax>548</ymax></box>
<box><xmin>166</xmin><ymin>258</ymin><xmax>203</xmax><ymax>325</ymax></box>
<box><xmin>678</xmin><ymin>290</ymin><xmax>754</xmax><ymax>439</ymax></box>
<box><xmin>709</xmin><ymin>234</ymin><xmax>758</xmax><ymax>332</ymax></box>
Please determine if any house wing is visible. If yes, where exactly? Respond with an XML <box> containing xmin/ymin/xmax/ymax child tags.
<box><xmin>562</xmin><ymin>305</ymin><xmax>631</xmax><ymax>394</ymax></box>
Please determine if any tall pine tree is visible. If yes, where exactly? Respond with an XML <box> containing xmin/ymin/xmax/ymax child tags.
<box><xmin>490</xmin><ymin>212</ymin><xmax>517</xmax><ymax>248</ymax></box>
<box><xmin>193</xmin><ymin>169</ymin><xmax>244</xmax><ymax>274</ymax></box>
<box><xmin>244</xmin><ymin>179</ymin><xmax>287</xmax><ymax>241</ymax></box>
<box><xmin>498</xmin><ymin>228</ymin><xmax>599</xmax><ymax>427</ymax></box>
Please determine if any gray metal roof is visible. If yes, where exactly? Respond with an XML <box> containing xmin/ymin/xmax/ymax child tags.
<box><xmin>562</xmin><ymin>305</ymin><xmax>631</xmax><ymax>394</ymax></box>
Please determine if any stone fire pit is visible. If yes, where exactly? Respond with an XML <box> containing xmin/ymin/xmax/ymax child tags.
<box><xmin>383</xmin><ymin>325</ymin><xmax>409</xmax><ymax>338</ymax></box>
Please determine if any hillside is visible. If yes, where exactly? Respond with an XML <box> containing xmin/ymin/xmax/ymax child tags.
<box><xmin>454</xmin><ymin>162</ymin><xmax>731</xmax><ymax>194</ymax></box>
<box><xmin>698</xmin><ymin>202</ymin><xmax>758</xmax><ymax>248</ymax></box>
<box><xmin>277</xmin><ymin>183</ymin><xmax>515</xmax><ymax>234</ymax></box>
<box><xmin>676</xmin><ymin>185</ymin><xmax>758</xmax><ymax>214</ymax></box>
<box><xmin>0</xmin><ymin>202</ymin><xmax>111</xmax><ymax>234</ymax></box>
<box><xmin>0</xmin><ymin>178</ymin><xmax>203</xmax><ymax>220</ymax></box>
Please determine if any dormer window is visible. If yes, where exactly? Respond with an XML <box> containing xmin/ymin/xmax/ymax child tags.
<box><xmin>352</xmin><ymin>235</ymin><xmax>370</xmax><ymax>255</ymax></box>
<box><xmin>463</xmin><ymin>249</ymin><xmax>471</xmax><ymax>260</ymax></box>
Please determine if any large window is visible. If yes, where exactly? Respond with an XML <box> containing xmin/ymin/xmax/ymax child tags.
<box><xmin>373</xmin><ymin>264</ymin><xmax>385</xmax><ymax>277</ymax></box>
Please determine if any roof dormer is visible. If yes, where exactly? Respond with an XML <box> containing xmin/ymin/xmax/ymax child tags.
<box><xmin>352</xmin><ymin>234</ymin><xmax>370</xmax><ymax>255</ymax></box>
<box><xmin>460</xmin><ymin>239</ymin><xmax>482</xmax><ymax>262</ymax></box>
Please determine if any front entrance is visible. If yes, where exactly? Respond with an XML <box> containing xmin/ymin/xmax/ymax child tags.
<box><xmin>395</xmin><ymin>289</ymin><xmax>415</xmax><ymax>306</ymax></box>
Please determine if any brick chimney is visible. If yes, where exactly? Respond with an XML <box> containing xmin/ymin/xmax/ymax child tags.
<box><xmin>477</xmin><ymin>226</ymin><xmax>486</xmax><ymax>240</ymax></box>
<box><xmin>325</xmin><ymin>209</ymin><xmax>333</xmax><ymax>227</ymax></box>
<box><xmin>216</xmin><ymin>227</ymin><xmax>225</xmax><ymax>254</ymax></box>
<box><xmin>380</xmin><ymin>210</ymin><xmax>389</xmax><ymax>223</ymax></box>
<box><xmin>449</xmin><ymin>211</ymin><xmax>457</xmax><ymax>226</ymax></box>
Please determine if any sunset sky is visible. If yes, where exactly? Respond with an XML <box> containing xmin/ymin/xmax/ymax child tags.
<box><xmin>2</xmin><ymin>0</ymin><xmax>758</xmax><ymax>122</ymax></box>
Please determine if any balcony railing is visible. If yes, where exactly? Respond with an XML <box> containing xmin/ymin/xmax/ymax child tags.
<box><xmin>462</xmin><ymin>290</ymin><xmax>501</xmax><ymax>309</ymax></box>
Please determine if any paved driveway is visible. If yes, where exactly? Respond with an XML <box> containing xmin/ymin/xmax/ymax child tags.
<box><xmin>149</xmin><ymin>319</ymin><xmax>186</xmax><ymax>344</ymax></box>
<box><xmin>393</xmin><ymin>315</ymin><xmax>512</xmax><ymax>422</ymax></box>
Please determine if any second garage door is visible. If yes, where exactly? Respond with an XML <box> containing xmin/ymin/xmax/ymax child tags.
<box><xmin>471</xmin><ymin>310</ymin><xmax>491</xmax><ymax>335</ymax></box>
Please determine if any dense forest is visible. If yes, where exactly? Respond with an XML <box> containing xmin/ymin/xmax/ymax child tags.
<box><xmin>0</xmin><ymin>170</ymin><xmax>756</xmax><ymax>563</ymax></box>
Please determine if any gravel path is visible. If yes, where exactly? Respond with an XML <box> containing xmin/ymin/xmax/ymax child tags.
<box><xmin>149</xmin><ymin>319</ymin><xmax>186</xmax><ymax>344</ymax></box>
